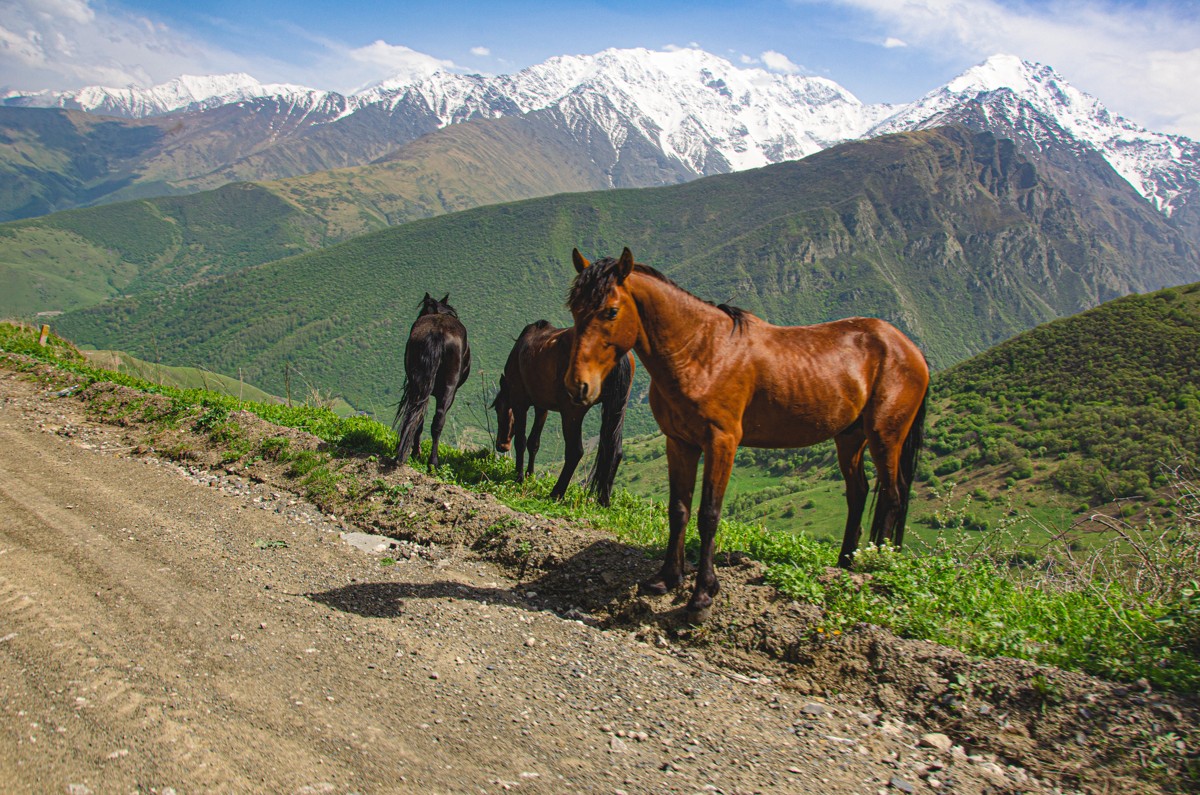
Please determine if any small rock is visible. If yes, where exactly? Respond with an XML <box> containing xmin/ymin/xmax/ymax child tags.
<box><xmin>919</xmin><ymin>732</ymin><xmax>954</xmax><ymax>752</ymax></box>
<box><xmin>889</xmin><ymin>776</ymin><xmax>916</xmax><ymax>793</ymax></box>
<box><xmin>801</xmin><ymin>703</ymin><xmax>827</xmax><ymax>717</ymax></box>
<box><xmin>524</xmin><ymin>636</ymin><xmax>536</xmax><ymax>647</ymax></box>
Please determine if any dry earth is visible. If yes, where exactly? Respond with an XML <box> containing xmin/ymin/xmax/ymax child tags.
<box><xmin>0</xmin><ymin>359</ymin><xmax>1196</xmax><ymax>794</ymax></box>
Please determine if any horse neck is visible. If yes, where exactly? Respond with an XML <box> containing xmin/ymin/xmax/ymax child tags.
<box><xmin>628</xmin><ymin>271</ymin><xmax>732</xmax><ymax>383</ymax></box>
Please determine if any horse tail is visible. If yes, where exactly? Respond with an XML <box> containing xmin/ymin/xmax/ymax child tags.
<box><xmin>588</xmin><ymin>353</ymin><xmax>633</xmax><ymax>507</ymax></box>
<box><xmin>393</xmin><ymin>333</ymin><xmax>444</xmax><ymax>463</ymax></box>
<box><xmin>892</xmin><ymin>385</ymin><xmax>929</xmax><ymax>547</ymax></box>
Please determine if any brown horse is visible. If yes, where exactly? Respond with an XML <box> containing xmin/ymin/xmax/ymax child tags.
<box><xmin>492</xmin><ymin>320</ymin><xmax>634</xmax><ymax>507</ymax></box>
<box><xmin>392</xmin><ymin>293</ymin><xmax>472</xmax><ymax>469</ymax></box>
<box><xmin>565</xmin><ymin>248</ymin><xmax>929</xmax><ymax>622</ymax></box>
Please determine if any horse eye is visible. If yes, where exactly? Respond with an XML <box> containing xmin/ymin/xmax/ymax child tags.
<box><xmin>603</xmin><ymin>307</ymin><xmax>619</xmax><ymax>320</ymax></box>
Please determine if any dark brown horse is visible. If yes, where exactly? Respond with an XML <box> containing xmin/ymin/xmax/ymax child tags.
<box><xmin>393</xmin><ymin>293</ymin><xmax>472</xmax><ymax>469</ymax></box>
<box><xmin>565</xmin><ymin>248</ymin><xmax>929</xmax><ymax>622</ymax></box>
<box><xmin>492</xmin><ymin>320</ymin><xmax>634</xmax><ymax>507</ymax></box>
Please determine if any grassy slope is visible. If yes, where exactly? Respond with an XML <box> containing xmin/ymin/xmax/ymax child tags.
<box><xmin>0</xmin><ymin>107</ymin><xmax>168</xmax><ymax>222</ymax></box>
<box><xmin>0</xmin><ymin>116</ymin><xmax>613</xmax><ymax>319</ymax></box>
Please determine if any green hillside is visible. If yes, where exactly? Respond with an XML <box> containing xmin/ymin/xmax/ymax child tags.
<box><xmin>53</xmin><ymin>127</ymin><xmax>1199</xmax><ymax>421</ymax></box>
<box><xmin>923</xmin><ymin>282</ymin><xmax>1200</xmax><ymax>510</ymax></box>
<box><xmin>0</xmin><ymin>107</ymin><xmax>170</xmax><ymax>222</ymax></box>
<box><xmin>82</xmin><ymin>349</ymin><xmax>278</xmax><ymax>403</ymax></box>
<box><xmin>80</xmin><ymin>349</ymin><xmax>359</xmax><ymax>417</ymax></box>
<box><xmin>0</xmin><ymin>116</ymin><xmax>621</xmax><ymax>320</ymax></box>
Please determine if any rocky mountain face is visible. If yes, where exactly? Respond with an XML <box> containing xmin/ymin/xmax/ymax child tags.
<box><xmin>868</xmin><ymin>54</ymin><xmax>1200</xmax><ymax>244</ymax></box>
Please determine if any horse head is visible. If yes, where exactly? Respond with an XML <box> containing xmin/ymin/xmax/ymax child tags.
<box><xmin>491</xmin><ymin>375</ymin><xmax>514</xmax><ymax>452</ymax></box>
<box><xmin>419</xmin><ymin>293</ymin><xmax>454</xmax><ymax>317</ymax></box>
<box><xmin>565</xmin><ymin>247</ymin><xmax>639</xmax><ymax>406</ymax></box>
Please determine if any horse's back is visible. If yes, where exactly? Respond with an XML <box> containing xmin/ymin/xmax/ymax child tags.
<box><xmin>407</xmin><ymin>312</ymin><xmax>470</xmax><ymax>380</ymax></box>
<box><xmin>735</xmin><ymin>316</ymin><xmax>926</xmax><ymax>447</ymax></box>
<box><xmin>512</xmin><ymin>323</ymin><xmax>573</xmax><ymax>410</ymax></box>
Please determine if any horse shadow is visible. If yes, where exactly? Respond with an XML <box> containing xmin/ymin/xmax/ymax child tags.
<box><xmin>307</xmin><ymin>538</ymin><xmax>665</xmax><ymax>623</ymax></box>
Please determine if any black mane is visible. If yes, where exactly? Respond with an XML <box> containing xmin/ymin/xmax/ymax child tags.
<box><xmin>567</xmin><ymin>255</ymin><xmax>748</xmax><ymax>333</ymax></box>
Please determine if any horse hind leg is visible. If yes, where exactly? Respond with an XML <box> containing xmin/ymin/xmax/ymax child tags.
<box><xmin>394</xmin><ymin>398</ymin><xmax>428</xmax><ymax>465</ymax></box>
<box><xmin>866</xmin><ymin>434</ymin><xmax>911</xmax><ymax>550</ymax></box>
<box><xmin>427</xmin><ymin>386</ymin><xmax>458</xmax><ymax>470</ymax></box>
<box><xmin>834</xmin><ymin>427</ymin><xmax>870</xmax><ymax>569</ymax></box>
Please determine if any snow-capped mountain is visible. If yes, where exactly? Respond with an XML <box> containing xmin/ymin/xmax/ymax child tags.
<box><xmin>1</xmin><ymin>73</ymin><xmax>350</xmax><ymax>119</ymax></box>
<box><xmin>348</xmin><ymin>48</ymin><xmax>896</xmax><ymax>177</ymax></box>
<box><xmin>2</xmin><ymin>48</ymin><xmax>1196</xmax><ymax>229</ymax></box>
<box><xmin>870</xmin><ymin>54</ymin><xmax>1199</xmax><ymax>219</ymax></box>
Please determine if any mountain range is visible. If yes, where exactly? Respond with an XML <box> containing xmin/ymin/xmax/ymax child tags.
<box><xmin>3</xmin><ymin>48</ymin><xmax>1197</xmax><ymax>241</ymax></box>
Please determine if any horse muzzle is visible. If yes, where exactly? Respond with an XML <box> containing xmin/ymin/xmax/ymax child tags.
<box><xmin>495</xmin><ymin>441</ymin><xmax>511</xmax><ymax>453</ymax></box>
<box><xmin>568</xmin><ymin>380</ymin><xmax>599</xmax><ymax>407</ymax></box>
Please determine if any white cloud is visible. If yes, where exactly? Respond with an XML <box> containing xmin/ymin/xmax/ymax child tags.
<box><xmin>470</xmin><ymin>46</ymin><xmax>490</xmax><ymax>57</ymax></box>
<box><xmin>0</xmin><ymin>0</ymin><xmax>461</xmax><ymax>96</ymax></box>
<box><xmin>0</xmin><ymin>0</ymin><xmax>232</xmax><ymax>90</ymax></box>
<box><xmin>761</xmin><ymin>50</ymin><xmax>802</xmax><ymax>74</ymax></box>
<box><xmin>883</xmin><ymin>37</ymin><xmax>907</xmax><ymax>49</ymax></box>
<box><xmin>828</xmin><ymin>0</ymin><xmax>1200</xmax><ymax>138</ymax></box>
<box><xmin>346</xmin><ymin>40</ymin><xmax>453</xmax><ymax>79</ymax></box>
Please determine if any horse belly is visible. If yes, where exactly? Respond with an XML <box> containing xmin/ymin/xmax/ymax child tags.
<box><xmin>738</xmin><ymin>398</ymin><xmax>859</xmax><ymax>449</ymax></box>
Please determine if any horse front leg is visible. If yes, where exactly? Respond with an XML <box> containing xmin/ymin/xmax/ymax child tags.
<box><xmin>549</xmin><ymin>411</ymin><xmax>582</xmax><ymax>501</ymax></box>
<box><xmin>512</xmin><ymin>408</ymin><xmax>529</xmax><ymax>483</ymax></box>
<box><xmin>641</xmin><ymin>436</ymin><xmax>700</xmax><ymax>595</ymax></box>
<box><xmin>688</xmin><ymin>433</ymin><xmax>738</xmax><ymax>623</ymax></box>
<box><xmin>527</xmin><ymin>408</ymin><xmax>549</xmax><ymax>480</ymax></box>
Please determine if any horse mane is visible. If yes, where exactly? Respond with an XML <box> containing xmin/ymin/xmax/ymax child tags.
<box><xmin>568</xmin><ymin>255</ymin><xmax>749</xmax><ymax>333</ymax></box>
<box><xmin>420</xmin><ymin>296</ymin><xmax>459</xmax><ymax>318</ymax></box>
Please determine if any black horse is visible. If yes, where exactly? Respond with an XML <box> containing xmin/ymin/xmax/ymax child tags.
<box><xmin>491</xmin><ymin>320</ymin><xmax>633</xmax><ymax>507</ymax></box>
<box><xmin>393</xmin><ymin>293</ymin><xmax>472</xmax><ymax>468</ymax></box>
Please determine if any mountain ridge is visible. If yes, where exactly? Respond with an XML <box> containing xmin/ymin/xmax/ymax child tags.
<box><xmin>4</xmin><ymin>48</ymin><xmax>1194</xmax><ymax>228</ymax></box>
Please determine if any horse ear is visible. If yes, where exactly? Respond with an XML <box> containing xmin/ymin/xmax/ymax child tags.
<box><xmin>441</xmin><ymin>294</ymin><xmax>449</xmax><ymax>304</ymax></box>
<box><xmin>616</xmin><ymin>247</ymin><xmax>635</xmax><ymax>282</ymax></box>
<box><xmin>572</xmin><ymin>248</ymin><xmax>590</xmax><ymax>274</ymax></box>
<box><xmin>423</xmin><ymin>292</ymin><xmax>432</xmax><ymax>301</ymax></box>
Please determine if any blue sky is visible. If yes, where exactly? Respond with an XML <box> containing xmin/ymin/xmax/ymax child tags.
<box><xmin>3</xmin><ymin>0</ymin><xmax>1199</xmax><ymax>137</ymax></box>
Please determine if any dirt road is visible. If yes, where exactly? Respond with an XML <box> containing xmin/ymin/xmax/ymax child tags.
<box><xmin>0</xmin><ymin>367</ymin><xmax>1175</xmax><ymax>794</ymax></box>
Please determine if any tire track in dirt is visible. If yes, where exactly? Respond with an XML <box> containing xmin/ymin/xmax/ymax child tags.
<box><xmin>0</xmin><ymin>417</ymin><xmax>421</xmax><ymax>792</ymax></box>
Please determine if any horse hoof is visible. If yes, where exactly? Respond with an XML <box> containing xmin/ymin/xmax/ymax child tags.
<box><xmin>639</xmin><ymin>578</ymin><xmax>672</xmax><ymax>596</ymax></box>
<box><xmin>685</xmin><ymin>605</ymin><xmax>712</xmax><ymax>625</ymax></box>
